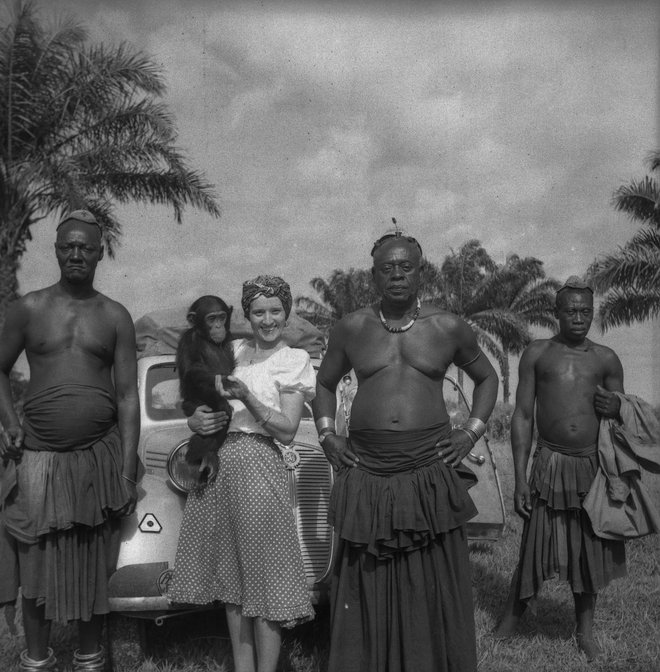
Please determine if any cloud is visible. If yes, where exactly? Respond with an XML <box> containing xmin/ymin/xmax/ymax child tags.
<box><xmin>15</xmin><ymin>0</ymin><xmax>660</xmax><ymax>403</ymax></box>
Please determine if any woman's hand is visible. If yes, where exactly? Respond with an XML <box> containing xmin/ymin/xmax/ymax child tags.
<box><xmin>188</xmin><ymin>405</ymin><xmax>230</xmax><ymax>436</ymax></box>
<box><xmin>219</xmin><ymin>375</ymin><xmax>251</xmax><ymax>402</ymax></box>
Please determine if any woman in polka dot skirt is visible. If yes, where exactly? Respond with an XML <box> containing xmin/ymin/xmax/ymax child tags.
<box><xmin>168</xmin><ymin>275</ymin><xmax>315</xmax><ymax>672</ymax></box>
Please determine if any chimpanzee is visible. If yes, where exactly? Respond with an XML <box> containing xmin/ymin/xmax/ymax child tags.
<box><xmin>176</xmin><ymin>295</ymin><xmax>235</xmax><ymax>485</ymax></box>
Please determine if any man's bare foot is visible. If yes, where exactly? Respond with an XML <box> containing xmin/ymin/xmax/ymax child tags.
<box><xmin>576</xmin><ymin>633</ymin><xmax>602</xmax><ymax>662</ymax></box>
<box><xmin>492</xmin><ymin>616</ymin><xmax>520</xmax><ymax>639</ymax></box>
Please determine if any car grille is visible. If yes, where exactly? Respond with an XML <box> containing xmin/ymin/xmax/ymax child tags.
<box><xmin>288</xmin><ymin>442</ymin><xmax>334</xmax><ymax>585</ymax></box>
<box><xmin>145</xmin><ymin>449</ymin><xmax>169</xmax><ymax>471</ymax></box>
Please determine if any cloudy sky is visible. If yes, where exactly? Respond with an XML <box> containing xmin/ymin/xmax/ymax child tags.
<box><xmin>14</xmin><ymin>0</ymin><xmax>660</xmax><ymax>402</ymax></box>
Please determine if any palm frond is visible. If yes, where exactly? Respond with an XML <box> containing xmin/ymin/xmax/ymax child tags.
<box><xmin>645</xmin><ymin>149</ymin><xmax>660</xmax><ymax>173</ymax></box>
<box><xmin>0</xmin><ymin>0</ymin><xmax>220</xmax><ymax>270</ymax></box>
<box><xmin>612</xmin><ymin>176</ymin><xmax>660</xmax><ymax>229</ymax></box>
<box><xmin>597</xmin><ymin>287</ymin><xmax>660</xmax><ymax>331</ymax></box>
<box><xmin>466</xmin><ymin>324</ymin><xmax>505</xmax><ymax>369</ymax></box>
<box><xmin>588</xmin><ymin>230</ymin><xmax>660</xmax><ymax>293</ymax></box>
<box><xmin>469</xmin><ymin>309</ymin><xmax>532</xmax><ymax>354</ymax></box>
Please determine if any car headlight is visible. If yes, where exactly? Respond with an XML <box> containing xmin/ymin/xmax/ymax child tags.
<box><xmin>166</xmin><ymin>440</ymin><xmax>199</xmax><ymax>494</ymax></box>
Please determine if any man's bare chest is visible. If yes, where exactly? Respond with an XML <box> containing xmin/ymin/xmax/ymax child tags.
<box><xmin>347</xmin><ymin>326</ymin><xmax>454</xmax><ymax>380</ymax></box>
<box><xmin>536</xmin><ymin>348</ymin><xmax>604</xmax><ymax>388</ymax></box>
<box><xmin>26</xmin><ymin>309</ymin><xmax>115</xmax><ymax>361</ymax></box>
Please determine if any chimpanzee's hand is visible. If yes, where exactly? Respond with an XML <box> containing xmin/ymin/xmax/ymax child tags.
<box><xmin>219</xmin><ymin>375</ymin><xmax>250</xmax><ymax>402</ymax></box>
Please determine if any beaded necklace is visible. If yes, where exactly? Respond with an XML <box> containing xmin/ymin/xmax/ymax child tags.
<box><xmin>378</xmin><ymin>298</ymin><xmax>421</xmax><ymax>333</ymax></box>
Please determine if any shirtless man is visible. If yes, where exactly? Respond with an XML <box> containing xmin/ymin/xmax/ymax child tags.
<box><xmin>313</xmin><ymin>232</ymin><xmax>498</xmax><ymax>672</ymax></box>
<box><xmin>0</xmin><ymin>211</ymin><xmax>139</xmax><ymax>672</ymax></box>
<box><xmin>494</xmin><ymin>277</ymin><xmax>625</xmax><ymax>661</ymax></box>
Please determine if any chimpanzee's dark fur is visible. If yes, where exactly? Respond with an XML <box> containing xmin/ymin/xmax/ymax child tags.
<box><xmin>176</xmin><ymin>296</ymin><xmax>235</xmax><ymax>475</ymax></box>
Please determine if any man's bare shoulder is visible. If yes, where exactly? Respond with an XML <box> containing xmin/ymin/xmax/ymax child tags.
<box><xmin>418</xmin><ymin>304</ymin><xmax>471</xmax><ymax>334</ymax></box>
<box><xmin>587</xmin><ymin>340</ymin><xmax>622</xmax><ymax>365</ymax></box>
<box><xmin>522</xmin><ymin>338</ymin><xmax>554</xmax><ymax>360</ymax></box>
<box><xmin>8</xmin><ymin>285</ymin><xmax>59</xmax><ymax>316</ymax></box>
<box><xmin>332</xmin><ymin>305</ymin><xmax>376</xmax><ymax>333</ymax></box>
<box><xmin>95</xmin><ymin>291</ymin><xmax>134</xmax><ymax>324</ymax></box>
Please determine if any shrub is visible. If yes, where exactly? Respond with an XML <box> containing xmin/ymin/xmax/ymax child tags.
<box><xmin>486</xmin><ymin>402</ymin><xmax>514</xmax><ymax>441</ymax></box>
<box><xmin>9</xmin><ymin>371</ymin><xmax>28</xmax><ymax>420</ymax></box>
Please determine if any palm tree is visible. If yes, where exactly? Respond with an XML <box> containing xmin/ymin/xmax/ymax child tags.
<box><xmin>423</xmin><ymin>241</ymin><xmax>506</xmax><ymax>388</ymax></box>
<box><xmin>426</xmin><ymin>242</ymin><xmax>559</xmax><ymax>400</ymax></box>
<box><xmin>295</xmin><ymin>268</ymin><xmax>379</xmax><ymax>334</ymax></box>
<box><xmin>588</xmin><ymin>151</ymin><xmax>660</xmax><ymax>330</ymax></box>
<box><xmin>0</xmin><ymin>1</ymin><xmax>220</xmax><ymax>320</ymax></box>
<box><xmin>295</xmin><ymin>257</ymin><xmax>450</xmax><ymax>335</ymax></box>
<box><xmin>475</xmin><ymin>255</ymin><xmax>559</xmax><ymax>402</ymax></box>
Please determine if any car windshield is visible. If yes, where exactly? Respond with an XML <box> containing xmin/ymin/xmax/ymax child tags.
<box><xmin>145</xmin><ymin>363</ymin><xmax>185</xmax><ymax>421</ymax></box>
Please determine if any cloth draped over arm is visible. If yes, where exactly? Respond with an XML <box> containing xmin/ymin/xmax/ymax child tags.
<box><xmin>584</xmin><ymin>392</ymin><xmax>660</xmax><ymax>540</ymax></box>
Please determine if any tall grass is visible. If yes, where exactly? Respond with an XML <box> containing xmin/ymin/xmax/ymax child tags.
<box><xmin>1</xmin><ymin>440</ymin><xmax>658</xmax><ymax>671</ymax></box>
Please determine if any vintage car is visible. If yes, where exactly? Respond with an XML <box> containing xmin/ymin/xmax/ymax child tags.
<box><xmin>106</xmin><ymin>308</ymin><xmax>506</xmax><ymax>658</ymax></box>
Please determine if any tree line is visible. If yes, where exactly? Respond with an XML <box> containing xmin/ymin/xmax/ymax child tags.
<box><xmin>295</xmin><ymin>243</ymin><xmax>560</xmax><ymax>404</ymax></box>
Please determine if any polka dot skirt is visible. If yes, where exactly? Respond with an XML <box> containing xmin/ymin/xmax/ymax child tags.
<box><xmin>168</xmin><ymin>432</ymin><xmax>314</xmax><ymax>628</ymax></box>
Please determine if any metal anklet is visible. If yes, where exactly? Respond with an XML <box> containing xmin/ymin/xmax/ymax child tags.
<box><xmin>73</xmin><ymin>646</ymin><xmax>105</xmax><ymax>671</ymax></box>
<box><xmin>19</xmin><ymin>648</ymin><xmax>57</xmax><ymax>671</ymax></box>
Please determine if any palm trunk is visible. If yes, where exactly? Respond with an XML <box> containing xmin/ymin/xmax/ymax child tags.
<box><xmin>457</xmin><ymin>367</ymin><xmax>464</xmax><ymax>391</ymax></box>
<box><xmin>0</xmin><ymin>253</ymin><xmax>20</xmax><ymax>332</ymax></box>
<box><xmin>502</xmin><ymin>352</ymin><xmax>511</xmax><ymax>405</ymax></box>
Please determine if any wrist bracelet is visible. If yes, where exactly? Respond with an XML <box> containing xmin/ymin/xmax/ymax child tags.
<box><xmin>257</xmin><ymin>409</ymin><xmax>273</xmax><ymax>427</ymax></box>
<box><xmin>463</xmin><ymin>427</ymin><xmax>479</xmax><ymax>443</ymax></box>
<box><xmin>457</xmin><ymin>428</ymin><xmax>477</xmax><ymax>446</ymax></box>
<box><xmin>316</xmin><ymin>416</ymin><xmax>336</xmax><ymax>433</ymax></box>
<box><xmin>121</xmin><ymin>474</ymin><xmax>138</xmax><ymax>485</ymax></box>
<box><xmin>464</xmin><ymin>417</ymin><xmax>487</xmax><ymax>440</ymax></box>
<box><xmin>318</xmin><ymin>429</ymin><xmax>336</xmax><ymax>444</ymax></box>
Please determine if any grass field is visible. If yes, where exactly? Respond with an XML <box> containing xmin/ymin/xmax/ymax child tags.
<box><xmin>1</xmin><ymin>439</ymin><xmax>658</xmax><ymax>672</ymax></box>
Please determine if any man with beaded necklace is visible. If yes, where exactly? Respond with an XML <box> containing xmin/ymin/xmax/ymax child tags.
<box><xmin>313</xmin><ymin>230</ymin><xmax>498</xmax><ymax>672</ymax></box>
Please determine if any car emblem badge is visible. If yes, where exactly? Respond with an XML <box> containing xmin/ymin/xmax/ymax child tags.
<box><xmin>138</xmin><ymin>513</ymin><xmax>162</xmax><ymax>533</ymax></box>
<box><xmin>280</xmin><ymin>446</ymin><xmax>300</xmax><ymax>470</ymax></box>
<box><xmin>158</xmin><ymin>569</ymin><xmax>174</xmax><ymax>595</ymax></box>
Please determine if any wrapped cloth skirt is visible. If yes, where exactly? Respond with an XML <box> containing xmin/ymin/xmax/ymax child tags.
<box><xmin>1</xmin><ymin>385</ymin><xmax>130</xmax><ymax>623</ymax></box>
<box><xmin>515</xmin><ymin>437</ymin><xmax>626</xmax><ymax>607</ymax></box>
<box><xmin>328</xmin><ymin>423</ymin><xmax>478</xmax><ymax>672</ymax></box>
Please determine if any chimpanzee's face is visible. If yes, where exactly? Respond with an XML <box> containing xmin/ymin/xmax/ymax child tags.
<box><xmin>204</xmin><ymin>309</ymin><xmax>228</xmax><ymax>344</ymax></box>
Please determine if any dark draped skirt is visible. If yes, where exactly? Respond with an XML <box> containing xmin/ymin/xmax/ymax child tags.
<box><xmin>0</xmin><ymin>385</ymin><xmax>130</xmax><ymax>623</ymax></box>
<box><xmin>515</xmin><ymin>437</ymin><xmax>626</xmax><ymax>608</ymax></box>
<box><xmin>328</xmin><ymin>423</ymin><xmax>478</xmax><ymax>672</ymax></box>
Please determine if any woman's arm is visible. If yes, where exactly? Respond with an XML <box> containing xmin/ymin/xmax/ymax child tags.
<box><xmin>221</xmin><ymin>375</ymin><xmax>305</xmax><ymax>444</ymax></box>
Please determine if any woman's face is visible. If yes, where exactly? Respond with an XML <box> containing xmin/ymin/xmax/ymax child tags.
<box><xmin>248</xmin><ymin>295</ymin><xmax>287</xmax><ymax>348</ymax></box>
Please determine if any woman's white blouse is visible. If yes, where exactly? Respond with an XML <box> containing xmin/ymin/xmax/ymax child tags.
<box><xmin>227</xmin><ymin>339</ymin><xmax>316</xmax><ymax>436</ymax></box>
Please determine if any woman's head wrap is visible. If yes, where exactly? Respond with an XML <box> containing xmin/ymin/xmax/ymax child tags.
<box><xmin>241</xmin><ymin>275</ymin><xmax>292</xmax><ymax>318</ymax></box>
